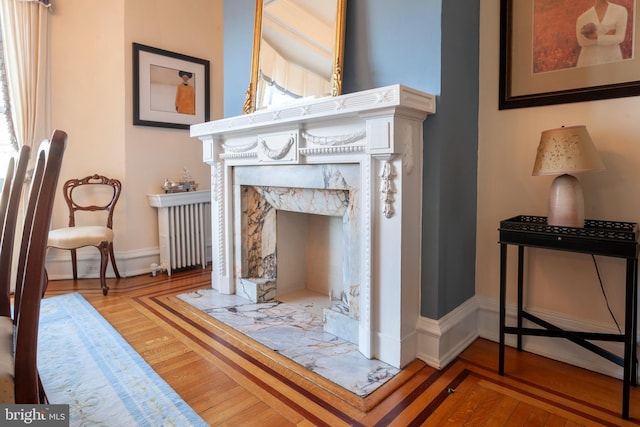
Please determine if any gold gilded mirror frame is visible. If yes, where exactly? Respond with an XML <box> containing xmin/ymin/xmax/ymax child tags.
<box><xmin>243</xmin><ymin>0</ymin><xmax>347</xmax><ymax>114</ymax></box>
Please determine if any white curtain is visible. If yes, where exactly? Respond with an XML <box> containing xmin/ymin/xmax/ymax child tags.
<box><xmin>0</xmin><ymin>0</ymin><xmax>51</xmax><ymax>150</ymax></box>
<box><xmin>0</xmin><ymin>0</ymin><xmax>50</xmax><ymax>293</ymax></box>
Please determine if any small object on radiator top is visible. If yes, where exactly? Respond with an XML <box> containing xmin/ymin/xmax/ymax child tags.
<box><xmin>163</xmin><ymin>167</ymin><xmax>198</xmax><ymax>193</ymax></box>
<box><xmin>162</xmin><ymin>168</ymin><xmax>198</xmax><ymax>193</ymax></box>
<box><xmin>162</xmin><ymin>179</ymin><xmax>198</xmax><ymax>193</ymax></box>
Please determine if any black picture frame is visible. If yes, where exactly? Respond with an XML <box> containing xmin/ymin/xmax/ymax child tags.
<box><xmin>133</xmin><ymin>43</ymin><xmax>210</xmax><ymax>129</ymax></box>
<box><xmin>499</xmin><ymin>0</ymin><xmax>640</xmax><ymax>110</ymax></box>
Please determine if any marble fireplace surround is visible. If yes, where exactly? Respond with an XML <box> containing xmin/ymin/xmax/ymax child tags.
<box><xmin>234</xmin><ymin>164</ymin><xmax>362</xmax><ymax>345</ymax></box>
<box><xmin>191</xmin><ymin>85</ymin><xmax>435</xmax><ymax>368</ymax></box>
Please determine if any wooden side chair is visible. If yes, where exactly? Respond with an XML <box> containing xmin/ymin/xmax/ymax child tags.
<box><xmin>0</xmin><ymin>146</ymin><xmax>30</xmax><ymax>318</ymax></box>
<box><xmin>0</xmin><ymin>146</ymin><xmax>30</xmax><ymax>403</ymax></box>
<box><xmin>0</xmin><ymin>130</ymin><xmax>67</xmax><ymax>404</ymax></box>
<box><xmin>47</xmin><ymin>174</ymin><xmax>121</xmax><ymax>295</ymax></box>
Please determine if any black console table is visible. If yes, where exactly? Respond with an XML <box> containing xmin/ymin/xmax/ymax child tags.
<box><xmin>498</xmin><ymin>215</ymin><xmax>639</xmax><ymax>419</ymax></box>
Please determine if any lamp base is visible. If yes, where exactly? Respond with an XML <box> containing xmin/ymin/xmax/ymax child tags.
<box><xmin>547</xmin><ymin>174</ymin><xmax>584</xmax><ymax>228</ymax></box>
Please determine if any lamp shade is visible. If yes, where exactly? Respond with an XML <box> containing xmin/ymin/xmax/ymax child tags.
<box><xmin>532</xmin><ymin>125</ymin><xmax>605</xmax><ymax>176</ymax></box>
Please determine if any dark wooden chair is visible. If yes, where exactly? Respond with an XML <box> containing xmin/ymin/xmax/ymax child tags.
<box><xmin>0</xmin><ymin>130</ymin><xmax>67</xmax><ymax>403</ymax></box>
<box><xmin>0</xmin><ymin>146</ymin><xmax>30</xmax><ymax>403</ymax></box>
<box><xmin>0</xmin><ymin>146</ymin><xmax>30</xmax><ymax>318</ymax></box>
<box><xmin>47</xmin><ymin>174</ymin><xmax>121</xmax><ymax>295</ymax></box>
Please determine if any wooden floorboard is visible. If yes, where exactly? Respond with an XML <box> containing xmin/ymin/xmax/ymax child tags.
<box><xmin>43</xmin><ymin>267</ymin><xmax>640</xmax><ymax>426</ymax></box>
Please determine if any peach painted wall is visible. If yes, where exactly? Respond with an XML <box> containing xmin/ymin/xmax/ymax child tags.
<box><xmin>478</xmin><ymin>0</ymin><xmax>640</xmax><ymax>333</ymax></box>
<box><xmin>48</xmin><ymin>0</ymin><xmax>223</xmax><ymax>276</ymax></box>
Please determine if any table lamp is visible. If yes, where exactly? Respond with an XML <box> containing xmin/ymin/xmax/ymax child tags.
<box><xmin>532</xmin><ymin>125</ymin><xmax>605</xmax><ymax>228</ymax></box>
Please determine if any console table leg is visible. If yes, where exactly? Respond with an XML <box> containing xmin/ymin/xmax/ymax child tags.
<box><xmin>499</xmin><ymin>243</ymin><xmax>507</xmax><ymax>376</ymax></box>
<box><xmin>517</xmin><ymin>245</ymin><xmax>524</xmax><ymax>351</ymax></box>
<box><xmin>632</xmin><ymin>258</ymin><xmax>638</xmax><ymax>387</ymax></box>
<box><xmin>622</xmin><ymin>258</ymin><xmax>635</xmax><ymax>420</ymax></box>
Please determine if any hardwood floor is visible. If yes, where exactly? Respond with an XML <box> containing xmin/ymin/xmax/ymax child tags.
<box><xmin>43</xmin><ymin>267</ymin><xmax>640</xmax><ymax>426</ymax></box>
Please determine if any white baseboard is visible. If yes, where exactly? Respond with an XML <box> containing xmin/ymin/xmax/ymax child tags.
<box><xmin>415</xmin><ymin>297</ymin><xmax>479</xmax><ymax>369</ymax></box>
<box><xmin>45</xmin><ymin>246</ymin><xmax>162</xmax><ymax>279</ymax></box>
<box><xmin>45</xmin><ymin>249</ymin><xmax>632</xmax><ymax>381</ymax></box>
<box><xmin>414</xmin><ymin>295</ymin><xmax>629</xmax><ymax>381</ymax></box>
<box><xmin>475</xmin><ymin>295</ymin><xmax>627</xmax><ymax>380</ymax></box>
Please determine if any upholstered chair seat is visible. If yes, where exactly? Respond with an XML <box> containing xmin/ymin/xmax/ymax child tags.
<box><xmin>48</xmin><ymin>226</ymin><xmax>114</xmax><ymax>250</ymax></box>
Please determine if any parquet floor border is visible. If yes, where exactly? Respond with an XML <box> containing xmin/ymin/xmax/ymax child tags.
<box><xmin>44</xmin><ymin>268</ymin><xmax>640</xmax><ymax>426</ymax></box>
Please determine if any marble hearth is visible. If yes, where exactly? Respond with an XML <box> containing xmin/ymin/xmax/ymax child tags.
<box><xmin>191</xmin><ymin>85</ymin><xmax>435</xmax><ymax>368</ymax></box>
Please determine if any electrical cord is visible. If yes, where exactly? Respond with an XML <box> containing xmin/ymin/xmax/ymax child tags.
<box><xmin>591</xmin><ymin>254</ymin><xmax>622</xmax><ymax>334</ymax></box>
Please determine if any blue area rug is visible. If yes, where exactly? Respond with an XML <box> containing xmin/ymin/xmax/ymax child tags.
<box><xmin>37</xmin><ymin>293</ymin><xmax>207</xmax><ymax>427</ymax></box>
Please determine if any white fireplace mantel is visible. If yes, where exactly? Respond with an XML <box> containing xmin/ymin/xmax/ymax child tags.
<box><xmin>191</xmin><ymin>84</ymin><xmax>435</xmax><ymax>368</ymax></box>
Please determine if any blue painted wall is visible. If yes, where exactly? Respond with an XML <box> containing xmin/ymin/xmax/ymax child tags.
<box><xmin>342</xmin><ymin>0</ymin><xmax>441</xmax><ymax>95</ymax></box>
<box><xmin>423</xmin><ymin>0</ymin><xmax>479</xmax><ymax>319</ymax></box>
<box><xmin>222</xmin><ymin>1</ymin><xmax>255</xmax><ymax>116</ymax></box>
<box><xmin>223</xmin><ymin>0</ymin><xmax>479</xmax><ymax>320</ymax></box>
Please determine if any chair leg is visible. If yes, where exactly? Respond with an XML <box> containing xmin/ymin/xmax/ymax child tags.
<box><xmin>70</xmin><ymin>248</ymin><xmax>78</xmax><ymax>280</ymax></box>
<box><xmin>109</xmin><ymin>242</ymin><xmax>121</xmax><ymax>278</ymax></box>
<box><xmin>98</xmin><ymin>243</ymin><xmax>109</xmax><ymax>296</ymax></box>
<box><xmin>38</xmin><ymin>372</ymin><xmax>48</xmax><ymax>404</ymax></box>
<box><xmin>42</xmin><ymin>269</ymin><xmax>49</xmax><ymax>297</ymax></box>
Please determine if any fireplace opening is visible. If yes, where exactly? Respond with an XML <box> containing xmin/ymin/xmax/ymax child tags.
<box><xmin>277</xmin><ymin>210</ymin><xmax>344</xmax><ymax>299</ymax></box>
